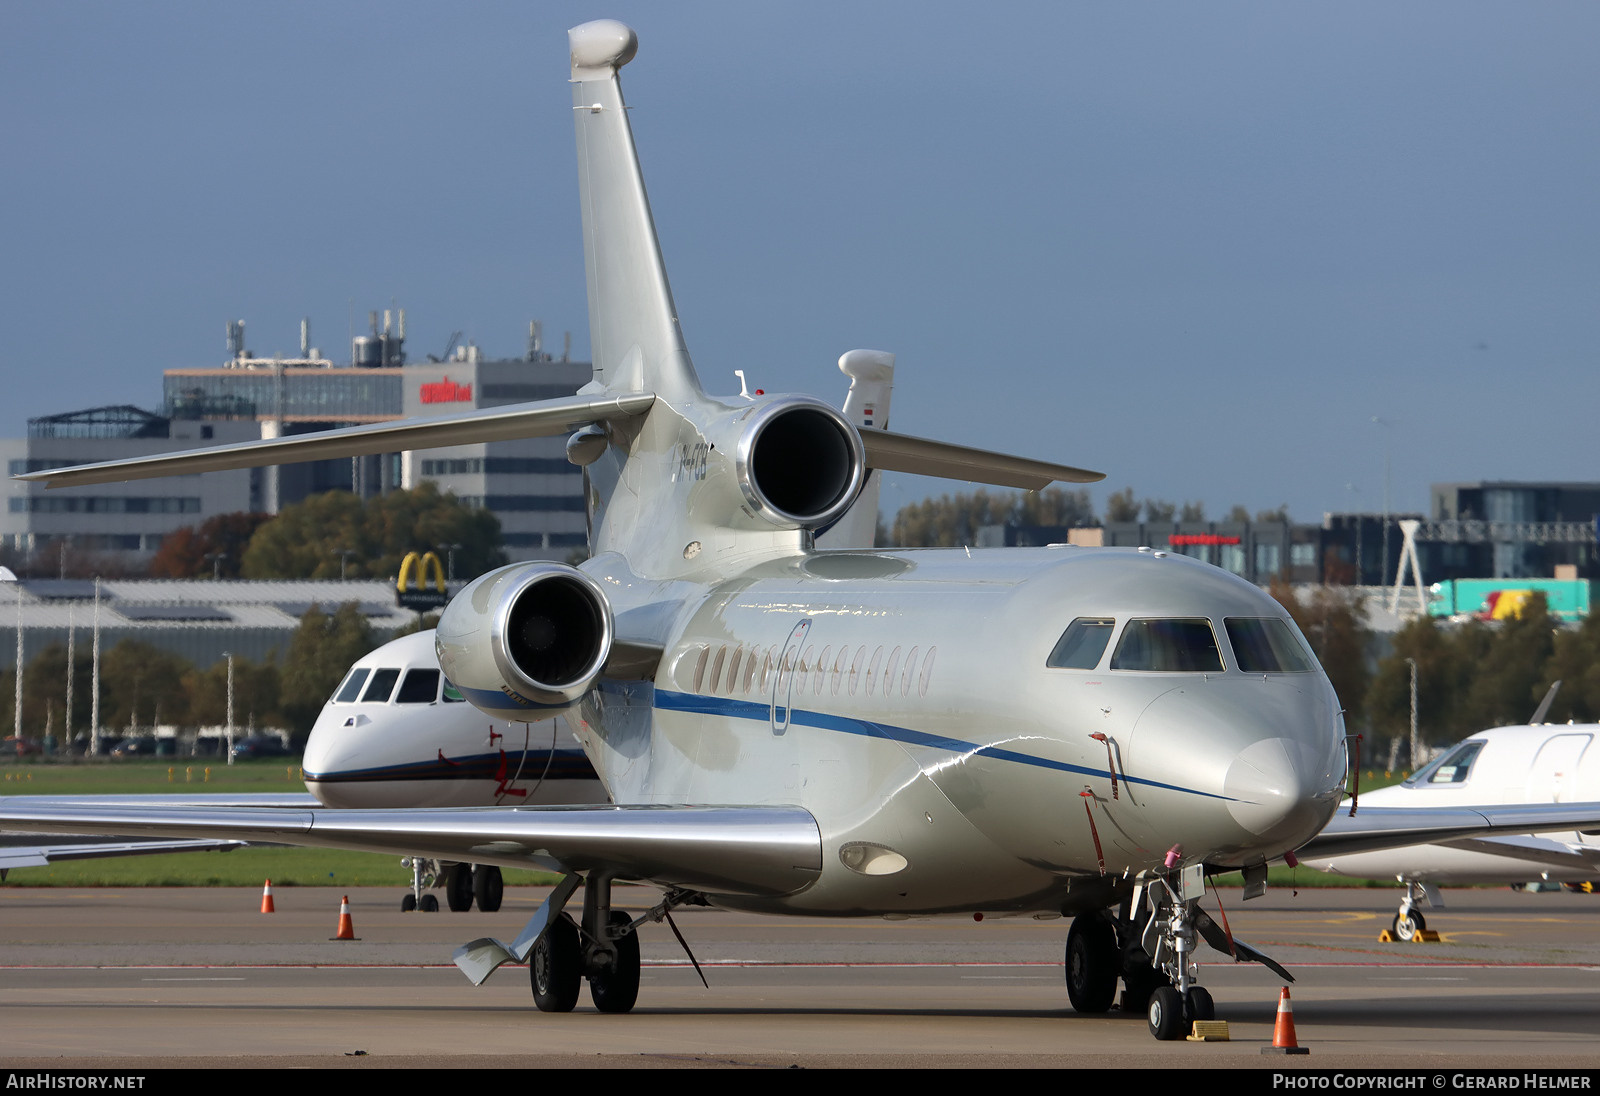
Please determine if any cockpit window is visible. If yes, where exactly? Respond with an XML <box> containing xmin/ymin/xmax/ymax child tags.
<box><xmin>1047</xmin><ymin>618</ymin><xmax>1115</xmax><ymax>669</ymax></box>
<box><xmin>1225</xmin><ymin>618</ymin><xmax>1316</xmax><ymax>673</ymax></box>
<box><xmin>360</xmin><ymin>668</ymin><xmax>401</xmax><ymax>704</ymax></box>
<box><xmin>1110</xmin><ymin>619</ymin><xmax>1224</xmax><ymax>672</ymax></box>
<box><xmin>1407</xmin><ymin>740</ymin><xmax>1485</xmax><ymax>786</ymax></box>
<box><xmin>395</xmin><ymin>669</ymin><xmax>441</xmax><ymax>704</ymax></box>
<box><xmin>333</xmin><ymin>668</ymin><xmax>370</xmax><ymax>704</ymax></box>
<box><xmin>442</xmin><ymin>678</ymin><xmax>465</xmax><ymax>703</ymax></box>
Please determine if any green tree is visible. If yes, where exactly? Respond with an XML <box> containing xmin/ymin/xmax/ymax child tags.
<box><xmin>1179</xmin><ymin>501</ymin><xmax>1206</xmax><ymax>522</ymax></box>
<box><xmin>185</xmin><ymin>655</ymin><xmax>281</xmax><ymax>730</ymax></box>
<box><xmin>148</xmin><ymin>512</ymin><xmax>273</xmax><ymax>579</ymax></box>
<box><xmin>1104</xmin><ymin>488</ymin><xmax>1139</xmax><ymax>523</ymax></box>
<box><xmin>278</xmin><ymin>603</ymin><xmax>378</xmax><ymax>737</ymax></box>
<box><xmin>242</xmin><ymin>483</ymin><xmax>505</xmax><ymax>581</ymax></box>
<box><xmin>1463</xmin><ymin>594</ymin><xmax>1556</xmax><ymax>728</ymax></box>
<box><xmin>888</xmin><ymin>488</ymin><xmax>1097</xmax><ymax>548</ymax></box>
<box><xmin>97</xmin><ymin>640</ymin><xmax>194</xmax><ymax>731</ymax></box>
<box><xmin>1142</xmin><ymin>498</ymin><xmax>1176</xmax><ymax>523</ymax></box>
<box><xmin>1540</xmin><ymin>611</ymin><xmax>1600</xmax><ymax>722</ymax></box>
<box><xmin>1271</xmin><ymin>579</ymin><xmax>1371</xmax><ymax>729</ymax></box>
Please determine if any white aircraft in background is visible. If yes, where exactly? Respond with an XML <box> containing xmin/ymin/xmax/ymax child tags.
<box><xmin>1305</xmin><ymin>686</ymin><xmax>1600</xmax><ymax>939</ymax></box>
<box><xmin>7</xmin><ymin>20</ymin><xmax>1600</xmax><ymax>1041</ymax></box>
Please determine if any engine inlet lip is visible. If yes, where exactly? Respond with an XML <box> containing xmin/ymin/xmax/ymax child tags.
<box><xmin>733</xmin><ymin>397</ymin><xmax>865</xmax><ymax>529</ymax></box>
<box><xmin>486</xmin><ymin>565</ymin><xmax>613</xmax><ymax>707</ymax></box>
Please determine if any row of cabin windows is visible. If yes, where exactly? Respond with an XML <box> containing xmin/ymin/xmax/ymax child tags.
<box><xmin>1046</xmin><ymin>616</ymin><xmax>1316</xmax><ymax>674</ymax></box>
<box><xmin>331</xmin><ymin>666</ymin><xmax>467</xmax><ymax>706</ymax></box>
<box><xmin>690</xmin><ymin>642</ymin><xmax>938</xmax><ymax>701</ymax></box>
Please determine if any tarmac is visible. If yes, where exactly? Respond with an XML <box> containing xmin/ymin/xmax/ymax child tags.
<box><xmin>2</xmin><ymin>883</ymin><xmax>1599</xmax><ymax>1069</ymax></box>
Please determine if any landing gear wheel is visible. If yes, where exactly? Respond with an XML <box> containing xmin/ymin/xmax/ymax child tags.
<box><xmin>1392</xmin><ymin>910</ymin><xmax>1426</xmax><ymax>941</ymax></box>
<box><xmin>588</xmin><ymin>911</ymin><xmax>641</xmax><ymax>1014</ymax></box>
<box><xmin>1120</xmin><ymin>951</ymin><xmax>1167</xmax><ymax>1013</ymax></box>
<box><xmin>401</xmin><ymin>892</ymin><xmax>417</xmax><ymax>913</ymax></box>
<box><xmin>531</xmin><ymin>915</ymin><xmax>582</xmax><ymax>1013</ymax></box>
<box><xmin>1184</xmin><ymin>986</ymin><xmax>1214</xmax><ymax>1022</ymax></box>
<box><xmin>419</xmin><ymin>893</ymin><xmax>439</xmax><ymax>913</ymax></box>
<box><xmin>1147</xmin><ymin>985</ymin><xmax>1185</xmax><ymax>1041</ymax></box>
<box><xmin>1064</xmin><ymin>914</ymin><xmax>1118</xmax><ymax>1013</ymax></box>
<box><xmin>445</xmin><ymin>864</ymin><xmax>474</xmax><ymax>912</ymax></box>
<box><xmin>474</xmin><ymin>865</ymin><xmax>504</xmax><ymax>913</ymax></box>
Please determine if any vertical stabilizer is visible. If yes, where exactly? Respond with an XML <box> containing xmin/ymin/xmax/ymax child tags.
<box><xmin>570</xmin><ymin>21</ymin><xmax>700</xmax><ymax>402</ymax></box>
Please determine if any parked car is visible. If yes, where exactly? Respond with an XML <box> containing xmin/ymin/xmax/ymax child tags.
<box><xmin>230</xmin><ymin>735</ymin><xmax>292</xmax><ymax>760</ymax></box>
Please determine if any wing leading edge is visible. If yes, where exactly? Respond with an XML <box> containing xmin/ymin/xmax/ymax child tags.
<box><xmin>0</xmin><ymin>800</ymin><xmax>822</xmax><ymax>898</ymax></box>
<box><xmin>1297</xmin><ymin>802</ymin><xmax>1600</xmax><ymax>860</ymax></box>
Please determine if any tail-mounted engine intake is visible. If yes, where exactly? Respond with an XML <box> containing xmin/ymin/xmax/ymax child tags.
<box><xmin>434</xmin><ymin>562</ymin><xmax>613</xmax><ymax>721</ymax></box>
<box><xmin>731</xmin><ymin>396</ymin><xmax>865</xmax><ymax>530</ymax></box>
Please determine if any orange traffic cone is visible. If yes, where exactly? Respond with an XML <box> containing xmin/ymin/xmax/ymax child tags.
<box><xmin>332</xmin><ymin>895</ymin><xmax>358</xmax><ymax>941</ymax></box>
<box><xmin>1261</xmin><ymin>987</ymin><xmax>1309</xmax><ymax>1055</ymax></box>
<box><xmin>260</xmin><ymin>880</ymin><xmax>275</xmax><ymax>914</ymax></box>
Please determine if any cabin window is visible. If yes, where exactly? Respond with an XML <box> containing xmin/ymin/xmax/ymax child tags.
<box><xmin>360</xmin><ymin>668</ymin><xmax>401</xmax><ymax>703</ymax></box>
<box><xmin>708</xmin><ymin>646</ymin><xmax>727</xmax><ymax>694</ymax></box>
<box><xmin>814</xmin><ymin>646</ymin><xmax>831</xmax><ymax>695</ymax></box>
<box><xmin>882</xmin><ymin>647</ymin><xmax>902</xmax><ymax>697</ymax></box>
<box><xmin>849</xmin><ymin>648</ymin><xmax>866</xmax><ymax>695</ymax></box>
<box><xmin>726</xmin><ymin>647</ymin><xmax>744</xmax><ymax>694</ymax></box>
<box><xmin>1110</xmin><ymin>619</ymin><xmax>1224</xmax><ymax>673</ymax></box>
<box><xmin>334</xmin><ymin>668</ymin><xmax>370</xmax><ymax>704</ymax></box>
<box><xmin>831</xmin><ymin>647</ymin><xmax>848</xmax><ymax>696</ymax></box>
<box><xmin>442</xmin><ymin>679</ymin><xmax>465</xmax><ymax>703</ymax></box>
<box><xmin>692</xmin><ymin>646</ymin><xmax>710</xmax><ymax>692</ymax></box>
<box><xmin>1224</xmin><ymin>618</ymin><xmax>1316</xmax><ymax>673</ymax></box>
<box><xmin>395</xmin><ymin>669</ymin><xmax>441</xmax><ymax>704</ymax></box>
<box><xmin>865</xmin><ymin>647</ymin><xmax>883</xmax><ymax>694</ymax></box>
<box><xmin>1047</xmin><ymin>618</ymin><xmax>1115</xmax><ymax>670</ymax></box>
<box><xmin>900</xmin><ymin>646</ymin><xmax>919</xmax><ymax>696</ymax></box>
<box><xmin>1407</xmin><ymin>740</ymin><xmax>1486</xmax><ymax>787</ymax></box>
<box><xmin>742</xmin><ymin>651</ymin><xmax>759</xmax><ymax>694</ymax></box>
<box><xmin>918</xmin><ymin>646</ymin><xmax>937</xmax><ymax>696</ymax></box>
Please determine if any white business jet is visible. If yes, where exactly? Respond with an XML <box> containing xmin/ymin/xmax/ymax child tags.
<box><xmin>7</xmin><ymin>21</ymin><xmax>1600</xmax><ymax>1041</ymax></box>
<box><xmin>1305</xmin><ymin>689</ymin><xmax>1600</xmax><ymax>939</ymax></box>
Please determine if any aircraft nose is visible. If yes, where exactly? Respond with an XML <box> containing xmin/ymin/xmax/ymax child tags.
<box><xmin>1222</xmin><ymin>735</ymin><xmax>1334</xmax><ymax>844</ymax></box>
<box><xmin>1129</xmin><ymin>678</ymin><xmax>1342</xmax><ymax>855</ymax></box>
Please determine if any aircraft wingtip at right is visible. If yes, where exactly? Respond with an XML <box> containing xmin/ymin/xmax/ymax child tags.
<box><xmin>570</xmin><ymin>19</ymin><xmax>638</xmax><ymax>76</ymax></box>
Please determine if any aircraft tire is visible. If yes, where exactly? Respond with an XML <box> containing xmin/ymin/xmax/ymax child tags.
<box><xmin>1392</xmin><ymin>911</ymin><xmax>1425</xmax><ymax>941</ymax></box>
<box><xmin>401</xmin><ymin>893</ymin><xmax>417</xmax><ymax>913</ymax></box>
<box><xmin>531</xmin><ymin>914</ymin><xmax>582</xmax><ymax>1013</ymax></box>
<box><xmin>588</xmin><ymin>911</ymin><xmax>641</xmax><ymax>1014</ymax></box>
<box><xmin>1184</xmin><ymin>986</ymin><xmax>1214</xmax><ymax>1022</ymax></box>
<box><xmin>419</xmin><ymin>893</ymin><xmax>440</xmax><ymax>913</ymax></box>
<box><xmin>474</xmin><ymin>866</ymin><xmax>504</xmax><ymax>913</ymax></box>
<box><xmin>445</xmin><ymin>864</ymin><xmax>474</xmax><ymax>912</ymax></box>
<box><xmin>1064</xmin><ymin>914</ymin><xmax>1118</xmax><ymax>1013</ymax></box>
<box><xmin>1120</xmin><ymin>948</ymin><xmax>1167</xmax><ymax>1013</ymax></box>
<box><xmin>1147</xmin><ymin>985</ymin><xmax>1185</xmax><ymax>1041</ymax></box>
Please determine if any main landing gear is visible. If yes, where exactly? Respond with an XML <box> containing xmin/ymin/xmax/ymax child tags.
<box><xmin>528</xmin><ymin>874</ymin><xmax>645</xmax><ymax>1014</ymax></box>
<box><xmin>401</xmin><ymin>858</ymin><xmax>503</xmax><ymax>912</ymax></box>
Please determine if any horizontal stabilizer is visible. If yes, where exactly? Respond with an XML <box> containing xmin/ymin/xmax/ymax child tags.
<box><xmin>0</xmin><ymin>798</ymin><xmax>821</xmax><ymax>898</ymax></box>
<box><xmin>1299</xmin><ymin>801</ymin><xmax>1600</xmax><ymax>860</ymax></box>
<box><xmin>861</xmin><ymin>429</ymin><xmax>1103</xmax><ymax>489</ymax></box>
<box><xmin>16</xmin><ymin>393</ymin><xmax>656</xmax><ymax>489</ymax></box>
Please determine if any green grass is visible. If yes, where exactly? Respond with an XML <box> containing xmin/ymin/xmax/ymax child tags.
<box><xmin>2</xmin><ymin>757</ymin><xmax>306</xmax><ymax>795</ymax></box>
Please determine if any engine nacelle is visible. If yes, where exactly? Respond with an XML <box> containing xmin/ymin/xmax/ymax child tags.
<box><xmin>434</xmin><ymin>562</ymin><xmax>613</xmax><ymax>722</ymax></box>
<box><xmin>728</xmin><ymin>396</ymin><xmax>865</xmax><ymax>530</ymax></box>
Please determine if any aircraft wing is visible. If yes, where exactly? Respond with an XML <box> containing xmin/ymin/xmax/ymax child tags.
<box><xmin>0</xmin><ymin>800</ymin><xmax>822</xmax><ymax>898</ymax></box>
<box><xmin>0</xmin><ymin>834</ymin><xmax>246</xmax><ymax>871</ymax></box>
<box><xmin>1436</xmin><ymin>834</ymin><xmax>1600</xmax><ymax>873</ymax></box>
<box><xmin>14</xmin><ymin>393</ymin><xmax>656</xmax><ymax>489</ymax></box>
<box><xmin>861</xmin><ymin>429</ymin><xmax>1104</xmax><ymax>489</ymax></box>
<box><xmin>1298</xmin><ymin>802</ymin><xmax>1600</xmax><ymax>860</ymax></box>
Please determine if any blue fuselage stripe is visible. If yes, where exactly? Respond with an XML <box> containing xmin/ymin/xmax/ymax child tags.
<box><xmin>653</xmin><ymin>689</ymin><xmax>1231</xmax><ymax>801</ymax></box>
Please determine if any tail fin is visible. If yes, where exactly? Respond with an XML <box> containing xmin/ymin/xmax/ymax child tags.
<box><xmin>570</xmin><ymin>20</ymin><xmax>700</xmax><ymax>402</ymax></box>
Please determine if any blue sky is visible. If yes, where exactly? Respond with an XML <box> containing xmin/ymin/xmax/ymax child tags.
<box><xmin>3</xmin><ymin>2</ymin><xmax>1597</xmax><ymax>523</ymax></box>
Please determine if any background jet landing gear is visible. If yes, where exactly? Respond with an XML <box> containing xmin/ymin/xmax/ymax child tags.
<box><xmin>407</xmin><ymin>860</ymin><xmax>504</xmax><ymax>913</ymax></box>
<box><xmin>1390</xmin><ymin>880</ymin><xmax>1437</xmax><ymax>941</ymax></box>
<box><xmin>528</xmin><ymin>876</ymin><xmax>643</xmax><ymax>1014</ymax></box>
